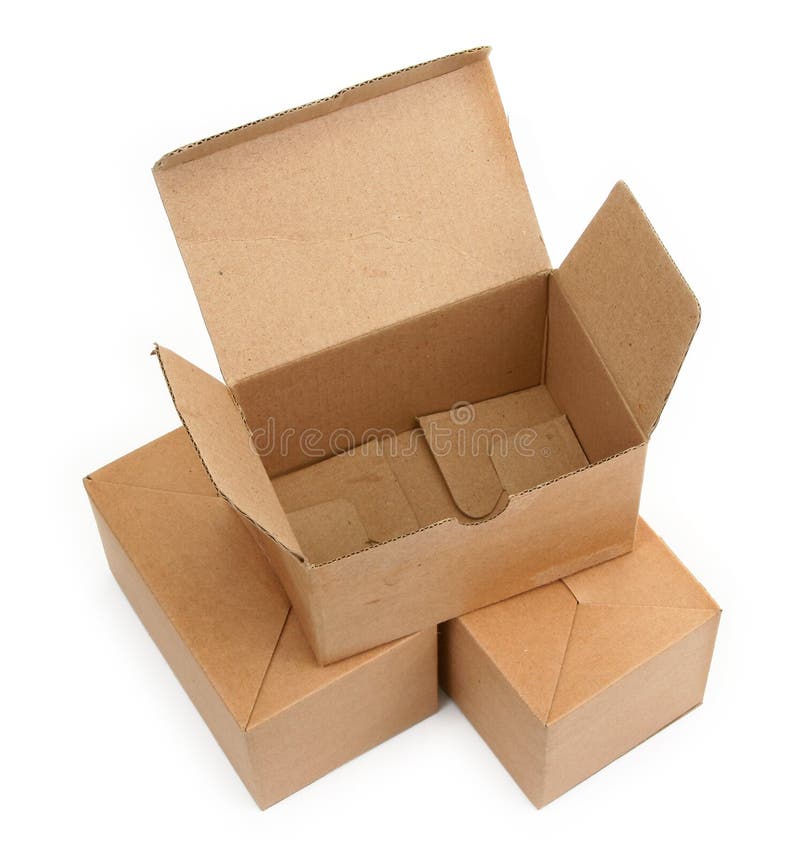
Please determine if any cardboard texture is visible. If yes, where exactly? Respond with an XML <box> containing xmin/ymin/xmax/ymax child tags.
<box><xmin>84</xmin><ymin>429</ymin><xmax>438</xmax><ymax>810</ymax></box>
<box><xmin>151</xmin><ymin>46</ymin><xmax>700</xmax><ymax>663</ymax></box>
<box><xmin>439</xmin><ymin>520</ymin><xmax>720</xmax><ymax>807</ymax></box>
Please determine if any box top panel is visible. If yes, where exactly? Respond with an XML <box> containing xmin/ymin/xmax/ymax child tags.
<box><xmin>86</xmin><ymin>428</ymin><xmax>407</xmax><ymax>731</ymax></box>
<box><xmin>153</xmin><ymin>47</ymin><xmax>549</xmax><ymax>385</ymax></box>
<box><xmin>455</xmin><ymin>519</ymin><xmax>719</xmax><ymax>724</ymax></box>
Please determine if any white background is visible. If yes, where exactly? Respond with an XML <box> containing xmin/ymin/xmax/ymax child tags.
<box><xmin>2</xmin><ymin>1</ymin><xmax>797</xmax><ymax>853</ymax></box>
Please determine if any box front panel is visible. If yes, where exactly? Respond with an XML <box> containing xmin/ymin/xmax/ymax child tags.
<box><xmin>304</xmin><ymin>443</ymin><xmax>646</xmax><ymax>662</ymax></box>
<box><xmin>246</xmin><ymin>628</ymin><xmax>438</xmax><ymax>809</ymax></box>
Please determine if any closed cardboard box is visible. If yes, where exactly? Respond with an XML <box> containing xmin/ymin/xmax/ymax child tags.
<box><xmin>440</xmin><ymin>519</ymin><xmax>720</xmax><ymax>807</ymax></box>
<box><xmin>84</xmin><ymin>428</ymin><xmax>438</xmax><ymax>809</ymax></box>
<box><xmin>152</xmin><ymin>47</ymin><xmax>699</xmax><ymax>663</ymax></box>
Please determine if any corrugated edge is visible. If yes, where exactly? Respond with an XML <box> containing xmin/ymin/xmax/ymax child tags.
<box><xmin>153</xmin><ymin>46</ymin><xmax>490</xmax><ymax>170</ymax></box>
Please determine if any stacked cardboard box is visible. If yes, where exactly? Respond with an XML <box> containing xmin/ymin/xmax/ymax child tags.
<box><xmin>85</xmin><ymin>47</ymin><xmax>719</xmax><ymax>809</ymax></box>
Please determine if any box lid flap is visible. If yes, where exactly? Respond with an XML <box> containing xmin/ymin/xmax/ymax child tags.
<box><xmin>154</xmin><ymin>345</ymin><xmax>303</xmax><ymax>559</ymax></box>
<box><xmin>153</xmin><ymin>48</ymin><xmax>549</xmax><ymax>385</ymax></box>
<box><xmin>554</xmin><ymin>183</ymin><xmax>700</xmax><ymax>436</ymax></box>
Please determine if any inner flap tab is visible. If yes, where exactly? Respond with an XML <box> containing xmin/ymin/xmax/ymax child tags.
<box><xmin>418</xmin><ymin>387</ymin><xmax>583</xmax><ymax>519</ymax></box>
<box><xmin>417</xmin><ymin>408</ymin><xmax>504</xmax><ymax>520</ymax></box>
<box><xmin>154</xmin><ymin>345</ymin><xmax>303</xmax><ymax>558</ymax></box>
<box><xmin>553</xmin><ymin>182</ymin><xmax>700</xmax><ymax>436</ymax></box>
<box><xmin>152</xmin><ymin>48</ymin><xmax>549</xmax><ymax>385</ymax></box>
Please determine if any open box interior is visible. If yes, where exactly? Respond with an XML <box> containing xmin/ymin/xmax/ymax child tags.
<box><xmin>156</xmin><ymin>255</ymin><xmax>653</xmax><ymax>568</ymax></box>
<box><xmin>153</xmin><ymin>47</ymin><xmax>697</xmax><ymax>570</ymax></box>
<box><xmin>234</xmin><ymin>272</ymin><xmax>646</xmax><ymax>565</ymax></box>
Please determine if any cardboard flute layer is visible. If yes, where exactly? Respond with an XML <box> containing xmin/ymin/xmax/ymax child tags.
<box><xmin>439</xmin><ymin>520</ymin><xmax>720</xmax><ymax>807</ymax></box>
<box><xmin>84</xmin><ymin>429</ymin><xmax>438</xmax><ymax>810</ymax></box>
<box><xmin>151</xmin><ymin>47</ymin><xmax>700</xmax><ymax>663</ymax></box>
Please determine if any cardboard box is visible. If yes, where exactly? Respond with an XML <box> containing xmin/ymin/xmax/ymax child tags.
<box><xmin>439</xmin><ymin>519</ymin><xmax>720</xmax><ymax>807</ymax></box>
<box><xmin>84</xmin><ymin>428</ymin><xmax>438</xmax><ymax>810</ymax></box>
<box><xmin>151</xmin><ymin>46</ymin><xmax>700</xmax><ymax>663</ymax></box>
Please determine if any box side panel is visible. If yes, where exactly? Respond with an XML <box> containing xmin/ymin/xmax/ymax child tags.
<box><xmin>234</xmin><ymin>273</ymin><xmax>548</xmax><ymax>477</ymax></box>
<box><xmin>88</xmin><ymin>500</ymin><xmax>260</xmax><ymax>805</ymax></box>
<box><xmin>308</xmin><ymin>444</ymin><xmax>645</xmax><ymax>663</ymax></box>
<box><xmin>246</xmin><ymin>628</ymin><xmax>438</xmax><ymax>809</ymax></box>
<box><xmin>440</xmin><ymin>620</ymin><xmax>548</xmax><ymax>807</ymax></box>
<box><xmin>542</xmin><ymin>613</ymin><xmax>720</xmax><ymax>806</ymax></box>
<box><xmin>554</xmin><ymin>182</ymin><xmax>700</xmax><ymax>436</ymax></box>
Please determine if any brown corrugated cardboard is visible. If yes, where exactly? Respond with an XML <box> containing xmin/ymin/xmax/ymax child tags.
<box><xmin>150</xmin><ymin>47</ymin><xmax>699</xmax><ymax>663</ymax></box>
<box><xmin>84</xmin><ymin>428</ymin><xmax>438</xmax><ymax>810</ymax></box>
<box><xmin>439</xmin><ymin>519</ymin><xmax>720</xmax><ymax>807</ymax></box>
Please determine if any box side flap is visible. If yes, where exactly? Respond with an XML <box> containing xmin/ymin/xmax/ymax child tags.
<box><xmin>86</xmin><ymin>476</ymin><xmax>290</xmax><ymax>728</ymax></box>
<box><xmin>154</xmin><ymin>345</ymin><xmax>303</xmax><ymax>558</ymax></box>
<box><xmin>418</xmin><ymin>387</ymin><xmax>586</xmax><ymax>519</ymax></box>
<box><xmin>153</xmin><ymin>48</ymin><xmax>549</xmax><ymax>383</ymax></box>
<box><xmin>553</xmin><ymin>182</ymin><xmax>700</xmax><ymax>435</ymax></box>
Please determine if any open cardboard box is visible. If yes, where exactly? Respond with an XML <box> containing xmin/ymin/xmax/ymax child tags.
<box><xmin>439</xmin><ymin>519</ymin><xmax>721</xmax><ymax>807</ymax></box>
<box><xmin>84</xmin><ymin>428</ymin><xmax>437</xmax><ymax>809</ymax></box>
<box><xmin>152</xmin><ymin>47</ymin><xmax>700</xmax><ymax>663</ymax></box>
